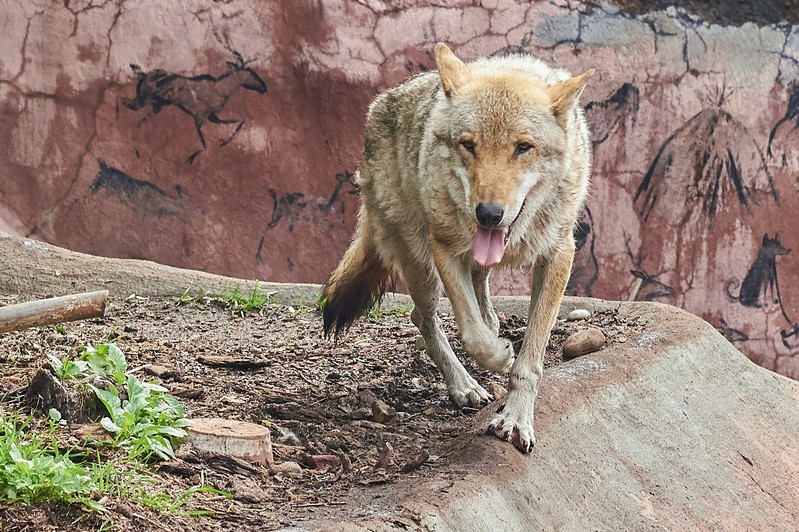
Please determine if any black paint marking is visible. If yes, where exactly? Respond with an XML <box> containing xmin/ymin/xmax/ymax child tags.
<box><xmin>635</xmin><ymin>108</ymin><xmax>779</xmax><ymax>224</ymax></box>
<box><xmin>767</xmin><ymin>82</ymin><xmax>799</xmax><ymax>158</ymax></box>
<box><xmin>726</xmin><ymin>234</ymin><xmax>790</xmax><ymax>310</ymax></box>
<box><xmin>123</xmin><ymin>49</ymin><xmax>267</xmax><ymax>164</ymax></box>
<box><xmin>584</xmin><ymin>83</ymin><xmax>640</xmax><ymax>145</ymax></box>
<box><xmin>624</xmin><ymin>233</ymin><xmax>676</xmax><ymax>301</ymax></box>
<box><xmin>92</xmin><ymin>160</ymin><xmax>180</xmax><ymax>217</ymax></box>
<box><xmin>255</xmin><ymin>172</ymin><xmax>358</xmax><ymax>264</ymax></box>
<box><xmin>567</xmin><ymin>207</ymin><xmax>599</xmax><ymax>296</ymax></box>
<box><xmin>726</xmin><ymin>234</ymin><xmax>798</xmax><ymax>351</ymax></box>
<box><xmin>716</xmin><ymin>319</ymin><xmax>749</xmax><ymax>343</ymax></box>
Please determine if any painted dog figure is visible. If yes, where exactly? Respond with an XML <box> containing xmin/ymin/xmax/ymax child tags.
<box><xmin>322</xmin><ymin>43</ymin><xmax>594</xmax><ymax>453</ymax></box>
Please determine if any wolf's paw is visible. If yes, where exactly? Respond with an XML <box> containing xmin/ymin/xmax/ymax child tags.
<box><xmin>487</xmin><ymin>390</ymin><xmax>536</xmax><ymax>453</ymax></box>
<box><xmin>448</xmin><ymin>376</ymin><xmax>491</xmax><ymax>407</ymax></box>
<box><xmin>481</xmin><ymin>338</ymin><xmax>515</xmax><ymax>374</ymax></box>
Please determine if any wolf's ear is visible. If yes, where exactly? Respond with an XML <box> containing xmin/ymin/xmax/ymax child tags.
<box><xmin>549</xmin><ymin>69</ymin><xmax>595</xmax><ymax>118</ymax></box>
<box><xmin>435</xmin><ymin>43</ymin><xmax>471</xmax><ymax>96</ymax></box>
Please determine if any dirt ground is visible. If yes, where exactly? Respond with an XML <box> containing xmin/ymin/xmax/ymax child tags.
<box><xmin>0</xmin><ymin>294</ymin><xmax>634</xmax><ymax>531</ymax></box>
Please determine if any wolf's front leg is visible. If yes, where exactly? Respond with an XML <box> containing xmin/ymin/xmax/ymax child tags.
<box><xmin>430</xmin><ymin>240</ymin><xmax>514</xmax><ymax>374</ymax></box>
<box><xmin>402</xmin><ymin>259</ymin><xmax>491</xmax><ymax>407</ymax></box>
<box><xmin>489</xmin><ymin>239</ymin><xmax>575</xmax><ymax>453</ymax></box>
<box><xmin>472</xmin><ymin>266</ymin><xmax>500</xmax><ymax>336</ymax></box>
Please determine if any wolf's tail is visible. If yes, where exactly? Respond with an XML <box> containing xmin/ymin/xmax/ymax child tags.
<box><xmin>321</xmin><ymin>222</ymin><xmax>394</xmax><ymax>338</ymax></box>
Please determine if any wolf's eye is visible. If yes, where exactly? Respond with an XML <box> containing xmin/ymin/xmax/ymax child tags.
<box><xmin>515</xmin><ymin>142</ymin><xmax>533</xmax><ymax>156</ymax></box>
<box><xmin>460</xmin><ymin>139</ymin><xmax>476</xmax><ymax>154</ymax></box>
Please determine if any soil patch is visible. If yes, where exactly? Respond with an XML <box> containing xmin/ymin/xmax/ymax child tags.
<box><xmin>0</xmin><ymin>295</ymin><xmax>638</xmax><ymax>530</ymax></box>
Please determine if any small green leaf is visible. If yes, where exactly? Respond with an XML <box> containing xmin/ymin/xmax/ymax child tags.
<box><xmin>100</xmin><ymin>417</ymin><xmax>122</xmax><ymax>434</ymax></box>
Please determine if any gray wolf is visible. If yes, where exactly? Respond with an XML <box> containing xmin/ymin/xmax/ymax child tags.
<box><xmin>322</xmin><ymin>43</ymin><xmax>594</xmax><ymax>453</ymax></box>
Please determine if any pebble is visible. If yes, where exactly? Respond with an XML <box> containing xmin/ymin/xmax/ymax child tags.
<box><xmin>144</xmin><ymin>364</ymin><xmax>178</xmax><ymax>379</ymax></box>
<box><xmin>304</xmin><ymin>454</ymin><xmax>341</xmax><ymax>471</ymax></box>
<box><xmin>617</xmin><ymin>335</ymin><xmax>628</xmax><ymax>343</ymax></box>
<box><xmin>349</xmin><ymin>407</ymin><xmax>372</xmax><ymax>420</ymax></box>
<box><xmin>269</xmin><ymin>461</ymin><xmax>304</xmax><ymax>477</ymax></box>
<box><xmin>562</xmin><ymin>328</ymin><xmax>606</xmax><ymax>359</ymax></box>
<box><xmin>371</xmin><ymin>399</ymin><xmax>396</xmax><ymax>424</ymax></box>
<box><xmin>566</xmin><ymin>309</ymin><xmax>591</xmax><ymax>321</ymax></box>
<box><xmin>415</xmin><ymin>336</ymin><xmax>426</xmax><ymax>351</ymax></box>
<box><xmin>485</xmin><ymin>382</ymin><xmax>507</xmax><ymax>400</ymax></box>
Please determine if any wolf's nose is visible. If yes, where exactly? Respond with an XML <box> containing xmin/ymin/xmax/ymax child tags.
<box><xmin>476</xmin><ymin>203</ymin><xmax>504</xmax><ymax>228</ymax></box>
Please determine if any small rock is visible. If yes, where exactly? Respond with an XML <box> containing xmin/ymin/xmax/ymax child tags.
<box><xmin>566</xmin><ymin>309</ymin><xmax>591</xmax><ymax>321</ymax></box>
<box><xmin>229</xmin><ymin>477</ymin><xmax>267</xmax><ymax>503</ymax></box>
<box><xmin>116</xmin><ymin>502</ymin><xmax>135</xmax><ymax>518</ymax></box>
<box><xmin>269</xmin><ymin>461</ymin><xmax>303</xmax><ymax>477</ymax></box>
<box><xmin>375</xmin><ymin>442</ymin><xmax>394</xmax><ymax>470</ymax></box>
<box><xmin>305</xmin><ymin>454</ymin><xmax>341</xmax><ymax>470</ymax></box>
<box><xmin>144</xmin><ymin>364</ymin><xmax>178</xmax><ymax>379</ymax></box>
<box><xmin>276</xmin><ymin>426</ymin><xmax>301</xmax><ymax>446</ymax></box>
<box><xmin>401</xmin><ymin>449</ymin><xmax>430</xmax><ymax>473</ymax></box>
<box><xmin>170</xmin><ymin>386</ymin><xmax>204</xmax><ymax>400</ymax></box>
<box><xmin>395</xmin><ymin>344</ymin><xmax>407</xmax><ymax>353</ymax></box>
<box><xmin>415</xmin><ymin>336</ymin><xmax>426</xmax><ymax>351</ymax></box>
<box><xmin>359</xmin><ymin>389</ymin><xmax>378</xmax><ymax>406</ymax></box>
<box><xmin>371</xmin><ymin>399</ymin><xmax>396</xmax><ymax>424</ymax></box>
<box><xmin>350</xmin><ymin>407</ymin><xmax>372</xmax><ymax>420</ymax></box>
<box><xmin>485</xmin><ymin>382</ymin><xmax>507</xmax><ymax>400</ymax></box>
<box><xmin>562</xmin><ymin>328</ymin><xmax>606</xmax><ymax>360</ymax></box>
<box><xmin>617</xmin><ymin>335</ymin><xmax>628</xmax><ymax>343</ymax></box>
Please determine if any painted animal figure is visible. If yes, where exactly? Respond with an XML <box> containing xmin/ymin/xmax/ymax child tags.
<box><xmin>123</xmin><ymin>51</ymin><xmax>267</xmax><ymax>164</ymax></box>
<box><xmin>726</xmin><ymin>233</ymin><xmax>790</xmax><ymax>308</ymax></box>
<box><xmin>322</xmin><ymin>43</ymin><xmax>594</xmax><ymax>453</ymax></box>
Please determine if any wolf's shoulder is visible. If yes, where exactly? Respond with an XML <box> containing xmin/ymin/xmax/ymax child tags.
<box><xmin>372</xmin><ymin>71</ymin><xmax>440</xmax><ymax>107</ymax></box>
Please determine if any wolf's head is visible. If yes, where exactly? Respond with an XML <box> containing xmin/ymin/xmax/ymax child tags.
<box><xmin>434</xmin><ymin>43</ymin><xmax>593</xmax><ymax>267</ymax></box>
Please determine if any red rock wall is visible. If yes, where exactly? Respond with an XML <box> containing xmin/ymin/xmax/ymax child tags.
<box><xmin>1</xmin><ymin>0</ymin><xmax>798</xmax><ymax>376</ymax></box>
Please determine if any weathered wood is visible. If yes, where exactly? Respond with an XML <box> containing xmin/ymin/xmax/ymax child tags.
<box><xmin>25</xmin><ymin>367</ymin><xmax>107</xmax><ymax>423</ymax></box>
<box><xmin>0</xmin><ymin>290</ymin><xmax>108</xmax><ymax>333</ymax></box>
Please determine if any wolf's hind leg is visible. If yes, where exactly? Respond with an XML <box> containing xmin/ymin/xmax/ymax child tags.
<box><xmin>472</xmin><ymin>266</ymin><xmax>500</xmax><ymax>337</ymax></box>
<box><xmin>403</xmin><ymin>260</ymin><xmax>490</xmax><ymax>407</ymax></box>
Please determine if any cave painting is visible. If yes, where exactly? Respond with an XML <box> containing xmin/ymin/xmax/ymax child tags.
<box><xmin>123</xmin><ymin>49</ymin><xmax>267</xmax><ymax>164</ymax></box>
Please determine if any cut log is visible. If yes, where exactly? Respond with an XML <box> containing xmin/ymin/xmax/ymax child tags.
<box><xmin>0</xmin><ymin>290</ymin><xmax>108</xmax><ymax>334</ymax></box>
<box><xmin>187</xmin><ymin>418</ymin><xmax>273</xmax><ymax>465</ymax></box>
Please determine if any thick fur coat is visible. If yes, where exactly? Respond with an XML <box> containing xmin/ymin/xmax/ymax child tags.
<box><xmin>323</xmin><ymin>43</ymin><xmax>593</xmax><ymax>453</ymax></box>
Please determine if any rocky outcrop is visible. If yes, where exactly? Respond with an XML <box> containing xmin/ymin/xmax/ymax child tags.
<box><xmin>311</xmin><ymin>299</ymin><xmax>799</xmax><ymax>531</ymax></box>
<box><xmin>1</xmin><ymin>0</ymin><xmax>797</xmax><ymax>376</ymax></box>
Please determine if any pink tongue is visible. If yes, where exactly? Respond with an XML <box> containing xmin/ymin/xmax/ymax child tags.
<box><xmin>473</xmin><ymin>227</ymin><xmax>508</xmax><ymax>267</ymax></box>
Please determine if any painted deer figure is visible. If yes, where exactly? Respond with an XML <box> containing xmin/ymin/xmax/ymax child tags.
<box><xmin>123</xmin><ymin>50</ymin><xmax>267</xmax><ymax>163</ymax></box>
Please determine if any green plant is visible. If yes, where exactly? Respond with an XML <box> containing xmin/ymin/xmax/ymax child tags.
<box><xmin>289</xmin><ymin>304</ymin><xmax>312</xmax><ymax>317</ymax></box>
<box><xmin>365</xmin><ymin>301</ymin><xmax>415</xmax><ymax>321</ymax></box>
<box><xmin>176</xmin><ymin>284</ymin><xmax>274</xmax><ymax>316</ymax></box>
<box><xmin>216</xmin><ymin>283</ymin><xmax>274</xmax><ymax>315</ymax></box>
<box><xmin>82</xmin><ymin>343</ymin><xmax>127</xmax><ymax>384</ymax></box>
<box><xmin>47</xmin><ymin>354</ymin><xmax>88</xmax><ymax>381</ymax></box>
<box><xmin>91</xmin><ymin>376</ymin><xmax>191</xmax><ymax>461</ymax></box>
<box><xmin>0</xmin><ymin>416</ymin><xmax>100</xmax><ymax>510</ymax></box>
<box><xmin>175</xmin><ymin>288</ymin><xmax>213</xmax><ymax>307</ymax></box>
<box><xmin>48</xmin><ymin>344</ymin><xmax>192</xmax><ymax>461</ymax></box>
